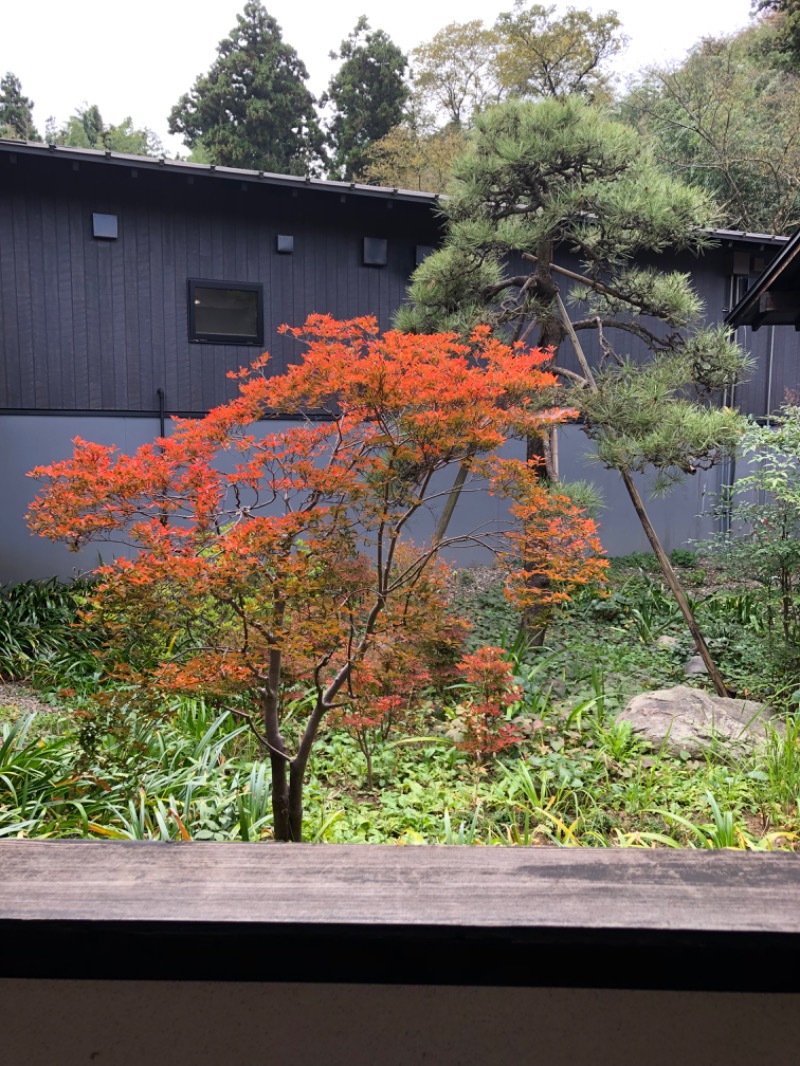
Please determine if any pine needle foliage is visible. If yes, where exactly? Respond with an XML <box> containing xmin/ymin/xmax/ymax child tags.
<box><xmin>398</xmin><ymin>97</ymin><xmax>749</xmax><ymax>490</ymax></box>
<box><xmin>581</xmin><ymin>359</ymin><xmax>743</xmax><ymax>491</ymax></box>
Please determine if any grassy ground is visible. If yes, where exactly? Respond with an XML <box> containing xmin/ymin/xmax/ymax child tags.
<box><xmin>2</xmin><ymin>557</ymin><xmax>799</xmax><ymax>847</ymax></box>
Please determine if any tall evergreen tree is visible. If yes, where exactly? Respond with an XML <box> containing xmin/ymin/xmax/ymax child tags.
<box><xmin>322</xmin><ymin>17</ymin><xmax>409</xmax><ymax>180</ymax></box>
<box><xmin>168</xmin><ymin>1</ymin><xmax>323</xmax><ymax>175</ymax></box>
<box><xmin>0</xmin><ymin>72</ymin><xmax>40</xmax><ymax>141</ymax></box>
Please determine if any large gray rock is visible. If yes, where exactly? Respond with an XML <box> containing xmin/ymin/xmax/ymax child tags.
<box><xmin>618</xmin><ymin>685</ymin><xmax>782</xmax><ymax>754</ymax></box>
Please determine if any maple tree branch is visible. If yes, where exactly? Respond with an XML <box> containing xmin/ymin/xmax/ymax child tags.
<box><xmin>224</xmin><ymin>704</ymin><xmax>280</xmax><ymax>758</ymax></box>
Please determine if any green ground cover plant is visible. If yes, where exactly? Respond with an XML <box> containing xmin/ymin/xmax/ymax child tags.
<box><xmin>0</xmin><ymin>578</ymin><xmax>105</xmax><ymax>689</ymax></box>
<box><xmin>2</xmin><ymin>554</ymin><xmax>798</xmax><ymax>848</ymax></box>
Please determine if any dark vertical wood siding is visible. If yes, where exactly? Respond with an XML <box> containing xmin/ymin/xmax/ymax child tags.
<box><xmin>0</xmin><ymin>187</ymin><xmax>20</xmax><ymax>403</ymax></box>
<box><xmin>0</xmin><ymin>149</ymin><xmax>791</xmax><ymax>419</ymax></box>
<box><xmin>1</xmin><ymin>153</ymin><xmax>440</xmax><ymax>414</ymax></box>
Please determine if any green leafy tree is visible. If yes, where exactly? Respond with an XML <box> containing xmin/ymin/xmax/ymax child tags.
<box><xmin>362</xmin><ymin>109</ymin><xmax>467</xmax><ymax>192</ymax></box>
<box><xmin>322</xmin><ymin>16</ymin><xmax>409</xmax><ymax>181</ymax></box>
<box><xmin>754</xmin><ymin>0</ymin><xmax>800</xmax><ymax>69</ymax></box>
<box><xmin>52</xmin><ymin>104</ymin><xmax>161</xmax><ymax>156</ymax></box>
<box><xmin>168</xmin><ymin>1</ymin><xmax>324</xmax><ymax>175</ymax></box>
<box><xmin>103</xmin><ymin>117</ymin><xmax>163</xmax><ymax>156</ymax></box>
<box><xmin>411</xmin><ymin>20</ymin><xmax>503</xmax><ymax>130</ymax></box>
<box><xmin>398</xmin><ymin>98</ymin><xmax>748</xmax><ymax>692</ymax></box>
<box><xmin>0</xmin><ymin>72</ymin><xmax>40</xmax><ymax>141</ymax></box>
<box><xmin>624</xmin><ymin>23</ymin><xmax>800</xmax><ymax>234</ymax></box>
<box><xmin>494</xmin><ymin>2</ymin><xmax>627</xmax><ymax>102</ymax></box>
<box><xmin>704</xmin><ymin>406</ymin><xmax>800</xmax><ymax>684</ymax></box>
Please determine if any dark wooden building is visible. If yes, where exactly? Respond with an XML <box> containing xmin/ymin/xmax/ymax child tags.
<box><xmin>0</xmin><ymin>140</ymin><xmax>441</xmax><ymax>419</ymax></box>
<box><xmin>727</xmin><ymin>224</ymin><xmax>800</xmax><ymax>333</ymax></box>
<box><xmin>0</xmin><ymin>138</ymin><xmax>796</xmax><ymax>579</ymax></box>
<box><xmin>0</xmin><ymin>141</ymin><xmax>443</xmax><ymax>579</ymax></box>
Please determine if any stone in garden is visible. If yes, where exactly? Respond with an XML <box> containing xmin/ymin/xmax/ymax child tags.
<box><xmin>683</xmin><ymin>655</ymin><xmax>708</xmax><ymax>676</ymax></box>
<box><xmin>618</xmin><ymin>685</ymin><xmax>782</xmax><ymax>754</ymax></box>
<box><xmin>656</xmin><ymin>635</ymin><xmax>680</xmax><ymax>650</ymax></box>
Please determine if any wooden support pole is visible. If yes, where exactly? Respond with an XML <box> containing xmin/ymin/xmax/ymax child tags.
<box><xmin>554</xmin><ymin>292</ymin><xmax>730</xmax><ymax>697</ymax></box>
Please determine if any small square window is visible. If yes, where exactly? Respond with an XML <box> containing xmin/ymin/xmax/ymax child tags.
<box><xmin>363</xmin><ymin>237</ymin><xmax>388</xmax><ymax>267</ymax></box>
<box><xmin>92</xmin><ymin>213</ymin><xmax>118</xmax><ymax>239</ymax></box>
<box><xmin>276</xmin><ymin>234</ymin><xmax>294</xmax><ymax>254</ymax></box>
<box><xmin>188</xmin><ymin>279</ymin><xmax>264</xmax><ymax>345</ymax></box>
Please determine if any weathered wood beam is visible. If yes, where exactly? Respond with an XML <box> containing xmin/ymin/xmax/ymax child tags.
<box><xmin>1</xmin><ymin>842</ymin><xmax>799</xmax><ymax>990</ymax></box>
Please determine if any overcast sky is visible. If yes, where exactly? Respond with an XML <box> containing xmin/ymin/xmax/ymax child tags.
<box><xmin>2</xmin><ymin>0</ymin><xmax>756</xmax><ymax>153</ymax></box>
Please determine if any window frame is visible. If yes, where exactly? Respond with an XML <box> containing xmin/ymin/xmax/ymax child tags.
<box><xmin>187</xmin><ymin>278</ymin><xmax>264</xmax><ymax>346</ymax></box>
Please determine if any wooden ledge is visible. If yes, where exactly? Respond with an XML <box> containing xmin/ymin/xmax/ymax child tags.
<box><xmin>2</xmin><ymin>842</ymin><xmax>799</xmax><ymax>990</ymax></box>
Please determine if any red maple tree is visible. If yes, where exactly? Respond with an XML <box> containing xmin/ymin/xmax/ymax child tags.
<box><xmin>28</xmin><ymin>316</ymin><xmax>606</xmax><ymax>841</ymax></box>
<box><xmin>453</xmin><ymin>646</ymin><xmax>525</xmax><ymax>760</ymax></box>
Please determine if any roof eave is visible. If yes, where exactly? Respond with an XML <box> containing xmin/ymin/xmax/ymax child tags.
<box><xmin>0</xmin><ymin>138</ymin><xmax>442</xmax><ymax>206</ymax></box>
<box><xmin>726</xmin><ymin>228</ymin><xmax>800</xmax><ymax>329</ymax></box>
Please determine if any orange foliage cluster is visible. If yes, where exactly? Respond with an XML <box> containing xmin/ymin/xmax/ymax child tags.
<box><xmin>27</xmin><ymin>315</ymin><xmax>605</xmax><ymax>738</ymax></box>
<box><xmin>454</xmin><ymin>646</ymin><xmax>524</xmax><ymax>758</ymax></box>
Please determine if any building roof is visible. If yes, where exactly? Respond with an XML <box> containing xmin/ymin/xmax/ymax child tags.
<box><xmin>726</xmin><ymin>226</ymin><xmax>800</xmax><ymax>331</ymax></box>
<box><xmin>709</xmin><ymin>227</ymin><xmax>787</xmax><ymax>247</ymax></box>
<box><xmin>0</xmin><ymin>138</ymin><xmax>442</xmax><ymax>207</ymax></box>
<box><xmin>0</xmin><ymin>140</ymin><xmax>795</xmax><ymax>250</ymax></box>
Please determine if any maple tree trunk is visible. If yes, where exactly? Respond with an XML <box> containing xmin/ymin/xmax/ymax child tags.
<box><xmin>365</xmin><ymin>749</ymin><xmax>374</xmax><ymax>791</ymax></box>
<box><xmin>256</xmin><ymin>733</ymin><xmax>310</xmax><ymax>843</ymax></box>
<box><xmin>287</xmin><ymin>762</ymin><xmax>305</xmax><ymax>842</ymax></box>
<box><xmin>284</xmin><ymin>693</ymin><xmax>331</xmax><ymax>842</ymax></box>
<box><xmin>266</xmin><ymin>750</ymin><xmax>304</xmax><ymax>842</ymax></box>
<box><xmin>270</xmin><ymin>751</ymin><xmax>292</xmax><ymax>841</ymax></box>
<box><xmin>260</xmin><ymin>644</ymin><xmax>299</xmax><ymax>842</ymax></box>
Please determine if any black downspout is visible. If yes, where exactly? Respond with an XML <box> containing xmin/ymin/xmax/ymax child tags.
<box><xmin>157</xmin><ymin>388</ymin><xmax>166</xmax><ymax>440</ymax></box>
<box><xmin>156</xmin><ymin>388</ymin><xmax>168</xmax><ymax>526</ymax></box>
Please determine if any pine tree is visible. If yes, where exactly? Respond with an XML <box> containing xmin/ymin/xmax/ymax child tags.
<box><xmin>322</xmin><ymin>17</ymin><xmax>409</xmax><ymax>181</ymax></box>
<box><xmin>168</xmin><ymin>1</ymin><xmax>324</xmax><ymax>175</ymax></box>
<box><xmin>0</xmin><ymin>72</ymin><xmax>40</xmax><ymax>141</ymax></box>
<box><xmin>398</xmin><ymin>98</ymin><xmax>748</xmax><ymax>692</ymax></box>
